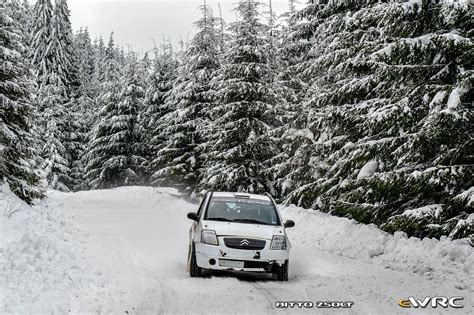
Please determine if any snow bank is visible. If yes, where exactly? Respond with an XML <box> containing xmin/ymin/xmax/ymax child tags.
<box><xmin>2</xmin><ymin>185</ymin><xmax>472</xmax><ymax>313</ymax></box>
<box><xmin>0</xmin><ymin>186</ymin><xmax>104</xmax><ymax>313</ymax></box>
<box><xmin>280</xmin><ymin>205</ymin><xmax>474</xmax><ymax>291</ymax></box>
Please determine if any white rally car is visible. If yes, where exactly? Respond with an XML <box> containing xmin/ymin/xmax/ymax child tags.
<box><xmin>186</xmin><ymin>192</ymin><xmax>295</xmax><ymax>281</ymax></box>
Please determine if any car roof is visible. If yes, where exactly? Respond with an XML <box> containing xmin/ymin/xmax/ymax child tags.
<box><xmin>211</xmin><ymin>191</ymin><xmax>272</xmax><ymax>201</ymax></box>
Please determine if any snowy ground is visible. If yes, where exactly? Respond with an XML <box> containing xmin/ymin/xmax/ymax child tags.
<box><xmin>1</xmin><ymin>186</ymin><xmax>473</xmax><ymax>314</ymax></box>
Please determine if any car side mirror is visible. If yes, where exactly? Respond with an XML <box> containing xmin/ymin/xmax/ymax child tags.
<box><xmin>187</xmin><ymin>212</ymin><xmax>199</xmax><ymax>222</ymax></box>
<box><xmin>284</xmin><ymin>220</ymin><xmax>295</xmax><ymax>228</ymax></box>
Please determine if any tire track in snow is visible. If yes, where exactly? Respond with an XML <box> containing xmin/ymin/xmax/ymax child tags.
<box><xmin>248</xmin><ymin>280</ymin><xmax>286</xmax><ymax>313</ymax></box>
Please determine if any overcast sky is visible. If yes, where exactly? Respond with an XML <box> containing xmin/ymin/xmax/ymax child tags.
<box><xmin>31</xmin><ymin>0</ymin><xmax>301</xmax><ymax>55</ymax></box>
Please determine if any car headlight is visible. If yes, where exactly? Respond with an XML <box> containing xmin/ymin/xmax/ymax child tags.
<box><xmin>201</xmin><ymin>230</ymin><xmax>218</xmax><ymax>245</ymax></box>
<box><xmin>270</xmin><ymin>235</ymin><xmax>287</xmax><ymax>250</ymax></box>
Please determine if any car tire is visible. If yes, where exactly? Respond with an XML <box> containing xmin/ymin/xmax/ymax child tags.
<box><xmin>274</xmin><ymin>260</ymin><xmax>289</xmax><ymax>281</ymax></box>
<box><xmin>189</xmin><ymin>243</ymin><xmax>202</xmax><ymax>278</ymax></box>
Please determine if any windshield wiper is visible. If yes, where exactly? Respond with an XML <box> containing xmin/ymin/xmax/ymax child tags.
<box><xmin>232</xmin><ymin>218</ymin><xmax>271</xmax><ymax>225</ymax></box>
<box><xmin>207</xmin><ymin>217</ymin><xmax>233</xmax><ymax>222</ymax></box>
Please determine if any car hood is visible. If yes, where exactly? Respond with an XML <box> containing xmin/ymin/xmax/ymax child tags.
<box><xmin>202</xmin><ymin>220</ymin><xmax>284</xmax><ymax>240</ymax></box>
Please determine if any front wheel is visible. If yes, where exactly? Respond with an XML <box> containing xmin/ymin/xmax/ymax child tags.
<box><xmin>273</xmin><ymin>260</ymin><xmax>289</xmax><ymax>281</ymax></box>
<box><xmin>189</xmin><ymin>244</ymin><xmax>202</xmax><ymax>277</ymax></box>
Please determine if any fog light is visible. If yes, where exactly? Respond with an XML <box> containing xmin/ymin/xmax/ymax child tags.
<box><xmin>209</xmin><ymin>259</ymin><xmax>216</xmax><ymax>265</ymax></box>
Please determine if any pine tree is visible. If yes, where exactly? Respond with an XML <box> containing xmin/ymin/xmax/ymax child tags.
<box><xmin>149</xmin><ymin>4</ymin><xmax>221</xmax><ymax>193</ymax></box>
<box><xmin>54</xmin><ymin>0</ymin><xmax>83</xmax><ymax>190</ymax></box>
<box><xmin>118</xmin><ymin>52</ymin><xmax>146</xmax><ymax>182</ymax></box>
<box><xmin>84</xmin><ymin>34</ymin><xmax>144</xmax><ymax>189</ymax></box>
<box><xmin>74</xmin><ymin>27</ymin><xmax>95</xmax><ymax>94</ymax></box>
<box><xmin>0</xmin><ymin>1</ymin><xmax>43</xmax><ymax>203</ymax></box>
<box><xmin>30</xmin><ymin>0</ymin><xmax>77</xmax><ymax>191</ymax></box>
<box><xmin>63</xmin><ymin>85</ymin><xmax>90</xmax><ymax>191</ymax></box>
<box><xmin>265</xmin><ymin>1</ymin><xmax>320</xmax><ymax>198</ymax></box>
<box><xmin>8</xmin><ymin>0</ymin><xmax>30</xmax><ymax>48</ymax></box>
<box><xmin>67</xmin><ymin>27</ymin><xmax>96</xmax><ymax>190</ymax></box>
<box><xmin>217</xmin><ymin>2</ymin><xmax>227</xmax><ymax>55</ymax></box>
<box><xmin>142</xmin><ymin>43</ymin><xmax>178</xmax><ymax>181</ymax></box>
<box><xmin>65</xmin><ymin>95</ymin><xmax>90</xmax><ymax>190</ymax></box>
<box><xmin>283</xmin><ymin>0</ymin><xmax>473</xmax><ymax>239</ymax></box>
<box><xmin>39</xmin><ymin>73</ymin><xmax>72</xmax><ymax>192</ymax></box>
<box><xmin>275</xmin><ymin>0</ymin><xmax>309</xmax><ymax>104</ymax></box>
<box><xmin>116</xmin><ymin>46</ymin><xmax>126</xmax><ymax>68</ymax></box>
<box><xmin>29</xmin><ymin>0</ymin><xmax>54</xmax><ymax>87</ymax></box>
<box><xmin>140</xmin><ymin>51</ymin><xmax>151</xmax><ymax>80</ymax></box>
<box><xmin>51</xmin><ymin>0</ymin><xmax>79</xmax><ymax>94</ymax></box>
<box><xmin>91</xmin><ymin>36</ymin><xmax>106</xmax><ymax>101</ymax></box>
<box><xmin>73</xmin><ymin>27</ymin><xmax>95</xmax><ymax>128</ymax></box>
<box><xmin>198</xmin><ymin>0</ymin><xmax>280</xmax><ymax>194</ymax></box>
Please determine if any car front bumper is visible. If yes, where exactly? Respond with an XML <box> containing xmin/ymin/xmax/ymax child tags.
<box><xmin>195</xmin><ymin>241</ymin><xmax>289</xmax><ymax>272</ymax></box>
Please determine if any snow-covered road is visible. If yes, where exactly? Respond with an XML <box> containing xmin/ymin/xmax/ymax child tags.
<box><xmin>2</xmin><ymin>186</ymin><xmax>472</xmax><ymax>314</ymax></box>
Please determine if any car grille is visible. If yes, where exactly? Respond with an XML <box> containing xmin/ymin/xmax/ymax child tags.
<box><xmin>223</xmin><ymin>238</ymin><xmax>266</xmax><ymax>250</ymax></box>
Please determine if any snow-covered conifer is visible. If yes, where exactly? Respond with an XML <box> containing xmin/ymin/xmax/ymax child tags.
<box><xmin>51</xmin><ymin>0</ymin><xmax>79</xmax><ymax>93</ymax></box>
<box><xmin>61</xmin><ymin>27</ymin><xmax>96</xmax><ymax>190</ymax></box>
<box><xmin>263</xmin><ymin>1</ymin><xmax>319</xmax><ymax>198</ymax></box>
<box><xmin>283</xmin><ymin>0</ymin><xmax>474</xmax><ymax>239</ymax></box>
<box><xmin>0</xmin><ymin>2</ymin><xmax>43</xmax><ymax>203</ymax></box>
<box><xmin>85</xmin><ymin>35</ymin><xmax>144</xmax><ymax>189</ymax></box>
<box><xmin>90</xmin><ymin>36</ymin><xmax>106</xmax><ymax>100</ymax></box>
<box><xmin>198</xmin><ymin>0</ymin><xmax>280</xmax><ymax>194</ymax></box>
<box><xmin>140</xmin><ymin>51</ymin><xmax>151</xmax><ymax>78</ymax></box>
<box><xmin>142</xmin><ymin>43</ymin><xmax>178</xmax><ymax>180</ymax></box>
<box><xmin>29</xmin><ymin>0</ymin><xmax>54</xmax><ymax>87</ymax></box>
<box><xmin>74</xmin><ymin>27</ymin><xmax>94</xmax><ymax>92</ymax></box>
<box><xmin>38</xmin><ymin>72</ymin><xmax>72</xmax><ymax>191</ymax></box>
<box><xmin>149</xmin><ymin>4</ymin><xmax>221</xmax><ymax>193</ymax></box>
<box><xmin>8</xmin><ymin>0</ymin><xmax>30</xmax><ymax>47</ymax></box>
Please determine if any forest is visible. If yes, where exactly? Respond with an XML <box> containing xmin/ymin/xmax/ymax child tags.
<box><xmin>1</xmin><ymin>0</ymin><xmax>473</xmax><ymax>239</ymax></box>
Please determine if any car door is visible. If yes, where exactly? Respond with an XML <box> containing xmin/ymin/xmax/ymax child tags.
<box><xmin>187</xmin><ymin>193</ymin><xmax>208</xmax><ymax>271</ymax></box>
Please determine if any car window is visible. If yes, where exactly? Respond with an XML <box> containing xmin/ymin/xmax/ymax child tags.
<box><xmin>196</xmin><ymin>194</ymin><xmax>207</xmax><ymax>217</ymax></box>
<box><xmin>204</xmin><ymin>197</ymin><xmax>280</xmax><ymax>226</ymax></box>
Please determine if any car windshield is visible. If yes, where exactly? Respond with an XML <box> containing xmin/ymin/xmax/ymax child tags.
<box><xmin>204</xmin><ymin>197</ymin><xmax>280</xmax><ymax>226</ymax></box>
